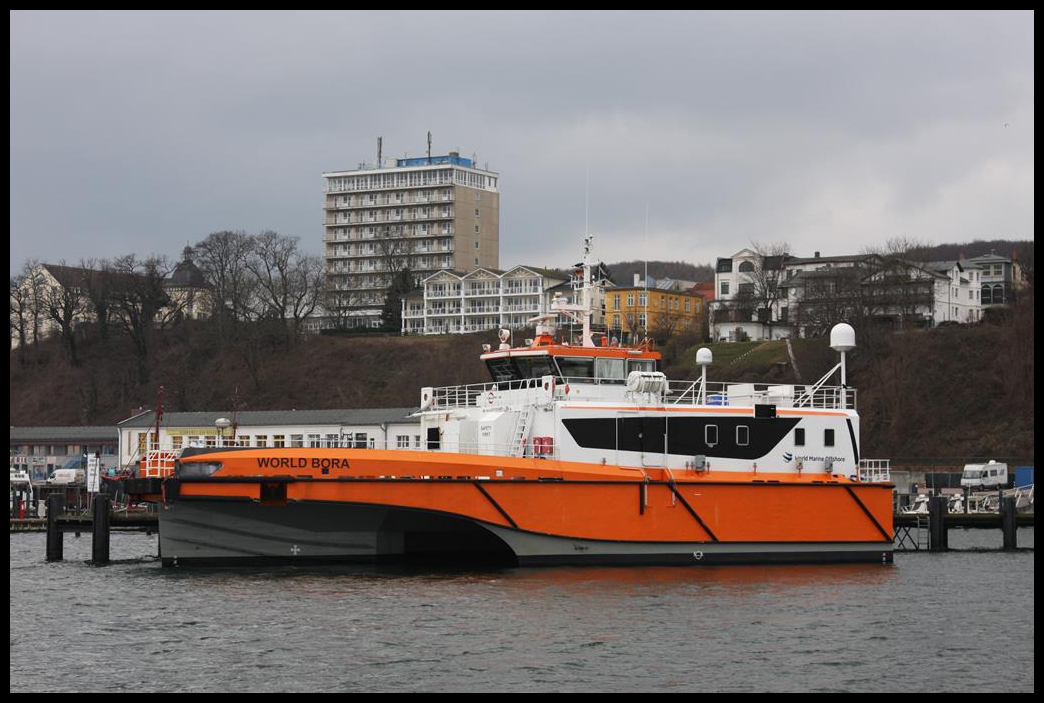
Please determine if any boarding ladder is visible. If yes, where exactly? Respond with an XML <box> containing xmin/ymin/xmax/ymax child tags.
<box><xmin>510</xmin><ymin>404</ymin><xmax>536</xmax><ymax>458</ymax></box>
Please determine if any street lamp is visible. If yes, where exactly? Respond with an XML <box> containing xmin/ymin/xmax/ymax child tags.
<box><xmin>215</xmin><ymin>417</ymin><xmax>232</xmax><ymax>447</ymax></box>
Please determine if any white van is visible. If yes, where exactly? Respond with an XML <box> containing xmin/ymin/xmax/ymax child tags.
<box><xmin>960</xmin><ymin>461</ymin><xmax>1008</xmax><ymax>489</ymax></box>
<box><xmin>48</xmin><ymin>468</ymin><xmax>85</xmax><ymax>485</ymax></box>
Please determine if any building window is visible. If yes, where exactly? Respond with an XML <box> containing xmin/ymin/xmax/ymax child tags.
<box><xmin>290</xmin><ymin>434</ymin><xmax>304</xmax><ymax>448</ymax></box>
<box><xmin>613</xmin><ymin>294</ymin><xmax>620</xmax><ymax>310</ymax></box>
<box><xmin>738</xmin><ymin>261</ymin><xmax>755</xmax><ymax>273</ymax></box>
<box><xmin>396</xmin><ymin>435</ymin><xmax>410</xmax><ymax>449</ymax></box>
<box><xmin>720</xmin><ymin>281</ymin><xmax>730</xmax><ymax>296</ymax></box>
<box><xmin>626</xmin><ymin>293</ymin><xmax>634</xmax><ymax>306</ymax></box>
<box><xmin>273</xmin><ymin>435</ymin><xmax>285</xmax><ymax>448</ymax></box>
<box><xmin>354</xmin><ymin>433</ymin><xmax>367</xmax><ymax>449</ymax></box>
<box><xmin>255</xmin><ymin>435</ymin><xmax>268</xmax><ymax>448</ymax></box>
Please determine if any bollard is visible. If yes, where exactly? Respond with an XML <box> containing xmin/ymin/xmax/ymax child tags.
<box><xmin>91</xmin><ymin>495</ymin><xmax>111</xmax><ymax>565</ymax></box>
<box><xmin>46</xmin><ymin>494</ymin><xmax>64</xmax><ymax>561</ymax></box>
<box><xmin>1001</xmin><ymin>496</ymin><xmax>1018</xmax><ymax>551</ymax></box>
<box><xmin>928</xmin><ymin>496</ymin><xmax>948</xmax><ymax>552</ymax></box>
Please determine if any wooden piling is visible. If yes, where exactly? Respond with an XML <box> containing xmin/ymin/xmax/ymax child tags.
<box><xmin>928</xmin><ymin>495</ymin><xmax>948</xmax><ymax>552</ymax></box>
<box><xmin>1001</xmin><ymin>496</ymin><xmax>1018</xmax><ymax>551</ymax></box>
<box><xmin>91</xmin><ymin>495</ymin><xmax>110</xmax><ymax>565</ymax></box>
<box><xmin>45</xmin><ymin>494</ymin><xmax>64</xmax><ymax>561</ymax></box>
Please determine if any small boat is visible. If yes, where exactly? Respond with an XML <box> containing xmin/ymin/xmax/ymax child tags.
<box><xmin>156</xmin><ymin>238</ymin><xmax>894</xmax><ymax>567</ymax></box>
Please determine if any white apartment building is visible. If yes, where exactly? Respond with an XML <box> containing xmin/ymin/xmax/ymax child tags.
<box><xmin>966</xmin><ymin>251</ymin><xmax>1028</xmax><ymax>307</ymax></box>
<box><xmin>323</xmin><ymin>151</ymin><xmax>500</xmax><ymax>328</ymax></box>
<box><xmin>402</xmin><ymin>266</ymin><xmax>567</xmax><ymax>335</ymax></box>
<box><xmin>711</xmin><ymin>249</ymin><xmax>984</xmax><ymax>341</ymax></box>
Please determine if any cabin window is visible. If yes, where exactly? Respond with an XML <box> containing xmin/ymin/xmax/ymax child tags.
<box><xmin>594</xmin><ymin>357</ymin><xmax>626</xmax><ymax>382</ymax></box>
<box><xmin>627</xmin><ymin>359</ymin><xmax>657</xmax><ymax>374</ymax></box>
<box><xmin>354</xmin><ymin>433</ymin><xmax>368</xmax><ymax>449</ymax></box>
<box><xmin>824</xmin><ymin>429</ymin><xmax>835</xmax><ymax>447</ymax></box>
<box><xmin>736</xmin><ymin>425</ymin><xmax>749</xmax><ymax>446</ymax></box>
<box><xmin>426</xmin><ymin>427</ymin><xmax>440</xmax><ymax>450</ymax></box>
<box><xmin>705</xmin><ymin>424</ymin><xmax>718</xmax><ymax>447</ymax></box>
<box><xmin>794</xmin><ymin>428</ymin><xmax>805</xmax><ymax>446</ymax></box>
<box><xmin>556</xmin><ymin>356</ymin><xmax>595</xmax><ymax>379</ymax></box>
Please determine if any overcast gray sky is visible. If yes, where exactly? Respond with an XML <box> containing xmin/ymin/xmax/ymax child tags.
<box><xmin>10</xmin><ymin>10</ymin><xmax>1035</xmax><ymax>274</ymax></box>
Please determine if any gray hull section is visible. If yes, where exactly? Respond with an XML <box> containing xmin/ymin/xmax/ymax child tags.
<box><xmin>484</xmin><ymin>524</ymin><xmax>894</xmax><ymax>566</ymax></box>
<box><xmin>159</xmin><ymin>499</ymin><xmax>892</xmax><ymax>567</ymax></box>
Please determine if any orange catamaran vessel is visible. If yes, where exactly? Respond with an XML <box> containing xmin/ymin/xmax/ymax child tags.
<box><xmin>158</xmin><ymin>238</ymin><xmax>894</xmax><ymax>567</ymax></box>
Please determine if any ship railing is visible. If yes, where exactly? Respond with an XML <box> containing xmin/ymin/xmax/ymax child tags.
<box><xmin>427</xmin><ymin>378</ymin><xmax>858</xmax><ymax>411</ymax></box>
<box><xmin>858</xmin><ymin>459</ymin><xmax>891</xmax><ymax>483</ymax></box>
<box><xmin>664</xmin><ymin>380</ymin><xmax>856</xmax><ymax>410</ymax></box>
<box><xmin>428</xmin><ymin>378</ymin><xmax>546</xmax><ymax>411</ymax></box>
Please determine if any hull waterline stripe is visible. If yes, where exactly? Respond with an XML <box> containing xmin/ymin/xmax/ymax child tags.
<box><xmin>472</xmin><ymin>482</ymin><xmax>518</xmax><ymax>529</ymax></box>
<box><xmin>844</xmin><ymin>486</ymin><xmax>892</xmax><ymax>541</ymax></box>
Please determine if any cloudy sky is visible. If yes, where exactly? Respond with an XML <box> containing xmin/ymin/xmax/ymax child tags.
<box><xmin>10</xmin><ymin>10</ymin><xmax>1035</xmax><ymax>274</ymax></box>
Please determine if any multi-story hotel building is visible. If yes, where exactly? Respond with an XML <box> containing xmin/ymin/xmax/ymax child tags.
<box><xmin>402</xmin><ymin>266</ymin><xmax>567</xmax><ymax>335</ymax></box>
<box><xmin>323</xmin><ymin>151</ymin><xmax>500</xmax><ymax>327</ymax></box>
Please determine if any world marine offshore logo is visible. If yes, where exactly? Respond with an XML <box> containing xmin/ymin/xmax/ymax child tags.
<box><xmin>782</xmin><ymin>452</ymin><xmax>794</xmax><ymax>463</ymax></box>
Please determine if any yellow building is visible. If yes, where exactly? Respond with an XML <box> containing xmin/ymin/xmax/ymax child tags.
<box><xmin>606</xmin><ymin>281</ymin><xmax>703</xmax><ymax>340</ymax></box>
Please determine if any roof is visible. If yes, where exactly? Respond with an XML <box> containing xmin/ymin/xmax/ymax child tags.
<box><xmin>10</xmin><ymin>426</ymin><xmax>118</xmax><ymax>443</ymax></box>
<box><xmin>40</xmin><ymin>263</ymin><xmax>142</xmax><ymax>291</ymax></box>
<box><xmin>166</xmin><ymin>258</ymin><xmax>210</xmax><ymax>289</ymax></box>
<box><xmin>117</xmin><ymin>407</ymin><xmax>421</xmax><ymax>428</ymax></box>
<box><xmin>785</xmin><ymin>253</ymin><xmax>872</xmax><ymax>265</ymax></box>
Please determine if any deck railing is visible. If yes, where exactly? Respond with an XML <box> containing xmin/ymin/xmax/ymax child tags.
<box><xmin>858</xmin><ymin>458</ymin><xmax>891</xmax><ymax>483</ymax></box>
<box><xmin>425</xmin><ymin>377</ymin><xmax>857</xmax><ymax>412</ymax></box>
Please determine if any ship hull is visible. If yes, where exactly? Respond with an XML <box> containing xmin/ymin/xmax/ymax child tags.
<box><xmin>158</xmin><ymin>471</ymin><xmax>894</xmax><ymax>567</ymax></box>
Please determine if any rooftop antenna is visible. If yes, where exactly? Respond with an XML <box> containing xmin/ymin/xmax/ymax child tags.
<box><xmin>644</xmin><ymin>202</ymin><xmax>649</xmax><ymax>338</ymax></box>
<box><xmin>585</xmin><ymin>168</ymin><xmax>590</xmax><ymax>238</ymax></box>
<box><xmin>427</xmin><ymin>131</ymin><xmax>432</xmax><ymax>164</ymax></box>
<box><xmin>377</xmin><ymin>136</ymin><xmax>383</xmax><ymax>166</ymax></box>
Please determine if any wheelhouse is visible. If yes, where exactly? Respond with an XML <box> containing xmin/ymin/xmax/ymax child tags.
<box><xmin>480</xmin><ymin>346</ymin><xmax>661</xmax><ymax>385</ymax></box>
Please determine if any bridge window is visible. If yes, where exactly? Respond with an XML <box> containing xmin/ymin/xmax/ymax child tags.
<box><xmin>824</xmin><ymin>429</ymin><xmax>835</xmax><ymax>447</ymax></box>
<box><xmin>557</xmin><ymin>356</ymin><xmax>595</xmax><ymax>379</ymax></box>
<box><xmin>594</xmin><ymin>357</ymin><xmax>626</xmax><ymax>381</ymax></box>
<box><xmin>794</xmin><ymin>428</ymin><xmax>805</xmax><ymax>446</ymax></box>
<box><xmin>627</xmin><ymin>359</ymin><xmax>657</xmax><ymax>374</ymax></box>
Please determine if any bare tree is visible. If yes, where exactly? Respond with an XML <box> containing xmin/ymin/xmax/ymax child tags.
<box><xmin>245</xmin><ymin>231</ymin><xmax>325</xmax><ymax>344</ymax></box>
<box><xmin>192</xmin><ymin>230</ymin><xmax>257</xmax><ymax>337</ymax></box>
<box><xmin>79</xmin><ymin>257</ymin><xmax>115</xmax><ymax>343</ymax></box>
<box><xmin>39</xmin><ymin>260</ymin><xmax>89</xmax><ymax>366</ymax></box>
<box><xmin>109</xmin><ymin>255</ymin><xmax>173</xmax><ymax>385</ymax></box>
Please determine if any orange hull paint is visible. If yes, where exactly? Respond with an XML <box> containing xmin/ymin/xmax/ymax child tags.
<box><xmin>175</xmin><ymin>449</ymin><xmax>894</xmax><ymax>546</ymax></box>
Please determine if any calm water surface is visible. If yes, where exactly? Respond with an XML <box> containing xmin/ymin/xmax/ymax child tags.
<box><xmin>10</xmin><ymin>530</ymin><xmax>1033</xmax><ymax>692</ymax></box>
